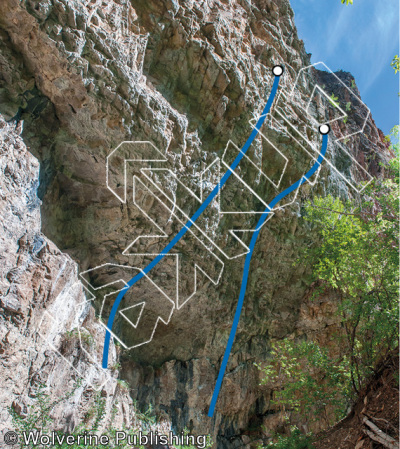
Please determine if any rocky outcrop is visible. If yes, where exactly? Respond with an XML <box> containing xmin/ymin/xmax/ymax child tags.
<box><xmin>0</xmin><ymin>116</ymin><xmax>139</xmax><ymax>440</ymax></box>
<box><xmin>0</xmin><ymin>0</ymin><xmax>392</xmax><ymax>447</ymax></box>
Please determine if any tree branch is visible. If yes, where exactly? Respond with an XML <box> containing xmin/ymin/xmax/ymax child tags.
<box><xmin>309</xmin><ymin>205</ymin><xmax>396</xmax><ymax>221</ymax></box>
<box><xmin>363</xmin><ymin>417</ymin><xmax>399</xmax><ymax>449</ymax></box>
<box><xmin>366</xmin><ymin>415</ymin><xmax>399</xmax><ymax>433</ymax></box>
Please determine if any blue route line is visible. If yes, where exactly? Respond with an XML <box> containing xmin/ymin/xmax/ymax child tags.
<box><xmin>102</xmin><ymin>74</ymin><xmax>281</xmax><ymax>369</ymax></box>
<box><xmin>207</xmin><ymin>133</ymin><xmax>328</xmax><ymax>418</ymax></box>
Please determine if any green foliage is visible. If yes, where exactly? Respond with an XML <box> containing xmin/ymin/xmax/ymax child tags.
<box><xmin>110</xmin><ymin>361</ymin><xmax>122</xmax><ymax>372</ymax></box>
<box><xmin>64</xmin><ymin>329</ymin><xmax>79</xmax><ymax>341</ymax></box>
<box><xmin>261</xmin><ymin>427</ymin><xmax>313</xmax><ymax>449</ymax></box>
<box><xmin>343</xmin><ymin>102</ymin><xmax>351</xmax><ymax>124</ymax></box>
<box><xmin>8</xmin><ymin>381</ymin><xmax>104</xmax><ymax>449</ymax></box>
<box><xmin>328</xmin><ymin>93</ymin><xmax>339</xmax><ymax>107</ymax></box>
<box><xmin>341</xmin><ymin>0</ymin><xmax>353</xmax><ymax>5</ymax></box>
<box><xmin>391</xmin><ymin>55</ymin><xmax>400</xmax><ymax>74</ymax></box>
<box><xmin>64</xmin><ymin>329</ymin><xmax>94</xmax><ymax>348</ymax></box>
<box><xmin>80</xmin><ymin>330</ymin><xmax>94</xmax><ymax>348</ymax></box>
<box><xmin>132</xmin><ymin>401</ymin><xmax>157</xmax><ymax>429</ymax></box>
<box><xmin>116</xmin><ymin>379</ymin><xmax>129</xmax><ymax>392</ymax></box>
<box><xmin>89</xmin><ymin>393</ymin><xmax>107</xmax><ymax>433</ymax></box>
<box><xmin>300</xmin><ymin>153</ymin><xmax>399</xmax><ymax>394</ymax></box>
<box><xmin>9</xmin><ymin>381</ymin><xmax>82</xmax><ymax>437</ymax></box>
<box><xmin>350</xmin><ymin>79</ymin><xmax>356</xmax><ymax>89</ymax></box>
<box><xmin>385</xmin><ymin>125</ymin><xmax>399</xmax><ymax>155</ymax></box>
<box><xmin>258</xmin><ymin>150</ymin><xmax>398</xmax><ymax>431</ymax></box>
<box><xmin>256</xmin><ymin>340</ymin><xmax>350</xmax><ymax>425</ymax></box>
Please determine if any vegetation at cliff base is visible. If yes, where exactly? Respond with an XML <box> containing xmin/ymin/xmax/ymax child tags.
<box><xmin>9</xmin><ymin>382</ymin><xmax>212</xmax><ymax>449</ymax></box>
<box><xmin>258</xmin><ymin>134</ymin><xmax>399</xmax><ymax>445</ymax></box>
<box><xmin>262</xmin><ymin>427</ymin><xmax>313</xmax><ymax>449</ymax></box>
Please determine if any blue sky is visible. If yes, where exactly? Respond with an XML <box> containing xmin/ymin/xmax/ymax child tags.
<box><xmin>291</xmin><ymin>0</ymin><xmax>399</xmax><ymax>136</ymax></box>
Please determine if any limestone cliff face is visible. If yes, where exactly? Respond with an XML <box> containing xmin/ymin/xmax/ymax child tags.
<box><xmin>0</xmin><ymin>116</ymin><xmax>143</xmax><ymax>441</ymax></box>
<box><xmin>0</xmin><ymin>0</ymin><xmax>391</xmax><ymax>447</ymax></box>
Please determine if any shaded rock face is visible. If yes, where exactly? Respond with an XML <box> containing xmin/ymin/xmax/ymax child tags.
<box><xmin>0</xmin><ymin>0</ymin><xmax>391</xmax><ymax>447</ymax></box>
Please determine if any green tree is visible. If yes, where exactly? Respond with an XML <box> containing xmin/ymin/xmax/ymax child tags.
<box><xmin>257</xmin><ymin>339</ymin><xmax>351</xmax><ymax>425</ymax></box>
<box><xmin>258</xmin><ymin>150</ymin><xmax>399</xmax><ymax>425</ymax></box>
<box><xmin>302</xmin><ymin>178</ymin><xmax>398</xmax><ymax>394</ymax></box>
